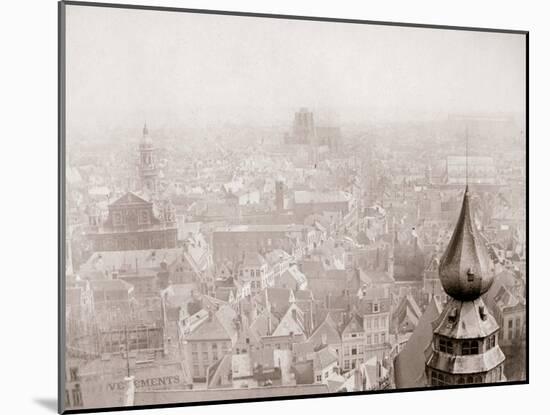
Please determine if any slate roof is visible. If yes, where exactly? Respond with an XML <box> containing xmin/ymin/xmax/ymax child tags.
<box><xmin>393</xmin><ymin>298</ymin><xmax>442</xmax><ymax>388</ymax></box>
<box><xmin>308</xmin><ymin>313</ymin><xmax>342</xmax><ymax>346</ymax></box>
<box><xmin>432</xmin><ymin>297</ymin><xmax>499</xmax><ymax>339</ymax></box>
<box><xmin>272</xmin><ymin>303</ymin><xmax>306</xmax><ymax>337</ymax></box>
<box><xmin>311</xmin><ymin>346</ymin><xmax>338</xmax><ymax>371</ymax></box>
<box><xmin>185</xmin><ymin>305</ymin><xmax>237</xmax><ymax>341</ymax></box>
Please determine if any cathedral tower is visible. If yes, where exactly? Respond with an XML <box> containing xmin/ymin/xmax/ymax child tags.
<box><xmin>425</xmin><ymin>186</ymin><xmax>505</xmax><ymax>386</ymax></box>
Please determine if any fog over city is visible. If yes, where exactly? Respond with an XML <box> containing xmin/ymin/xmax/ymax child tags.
<box><xmin>66</xmin><ymin>6</ymin><xmax>525</xmax><ymax>134</ymax></box>
<box><xmin>62</xmin><ymin>4</ymin><xmax>526</xmax><ymax>412</ymax></box>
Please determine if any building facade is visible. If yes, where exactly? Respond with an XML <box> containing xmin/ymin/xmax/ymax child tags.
<box><xmin>85</xmin><ymin>192</ymin><xmax>177</xmax><ymax>252</ymax></box>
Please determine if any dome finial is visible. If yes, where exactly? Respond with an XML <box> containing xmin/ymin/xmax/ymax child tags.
<box><xmin>438</xmin><ymin>187</ymin><xmax>494</xmax><ymax>301</ymax></box>
<box><xmin>143</xmin><ymin>122</ymin><xmax>148</xmax><ymax>137</ymax></box>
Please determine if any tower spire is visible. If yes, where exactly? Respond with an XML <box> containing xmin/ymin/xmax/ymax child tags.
<box><xmin>438</xmin><ymin>187</ymin><xmax>494</xmax><ymax>301</ymax></box>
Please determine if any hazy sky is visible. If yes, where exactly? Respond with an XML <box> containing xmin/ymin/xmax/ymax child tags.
<box><xmin>65</xmin><ymin>5</ymin><xmax>526</xmax><ymax>133</ymax></box>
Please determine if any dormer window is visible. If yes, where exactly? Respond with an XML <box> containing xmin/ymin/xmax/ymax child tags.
<box><xmin>373</xmin><ymin>303</ymin><xmax>380</xmax><ymax>313</ymax></box>
<box><xmin>467</xmin><ymin>268</ymin><xmax>475</xmax><ymax>282</ymax></box>
<box><xmin>448</xmin><ymin>307</ymin><xmax>457</xmax><ymax>323</ymax></box>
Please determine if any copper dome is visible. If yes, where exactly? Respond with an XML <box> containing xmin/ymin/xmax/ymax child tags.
<box><xmin>438</xmin><ymin>187</ymin><xmax>495</xmax><ymax>301</ymax></box>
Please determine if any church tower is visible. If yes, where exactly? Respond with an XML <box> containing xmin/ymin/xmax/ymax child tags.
<box><xmin>425</xmin><ymin>186</ymin><xmax>505</xmax><ymax>386</ymax></box>
<box><xmin>138</xmin><ymin>123</ymin><xmax>158</xmax><ymax>193</ymax></box>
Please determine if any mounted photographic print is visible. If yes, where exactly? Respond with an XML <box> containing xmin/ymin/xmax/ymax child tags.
<box><xmin>59</xmin><ymin>1</ymin><xmax>528</xmax><ymax>413</ymax></box>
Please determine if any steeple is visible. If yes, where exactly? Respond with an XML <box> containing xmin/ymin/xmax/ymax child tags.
<box><xmin>138</xmin><ymin>122</ymin><xmax>157</xmax><ymax>192</ymax></box>
<box><xmin>425</xmin><ymin>185</ymin><xmax>505</xmax><ymax>387</ymax></box>
<box><xmin>438</xmin><ymin>186</ymin><xmax>495</xmax><ymax>301</ymax></box>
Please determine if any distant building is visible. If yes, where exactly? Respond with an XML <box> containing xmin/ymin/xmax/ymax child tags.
<box><xmin>284</xmin><ymin>108</ymin><xmax>341</xmax><ymax>152</ymax></box>
<box><xmin>138</xmin><ymin>123</ymin><xmax>159</xmax><ymax>193</ymax></box>
<box><xmin>446</xmin><ymin>156</ymin><xmax>497</xmax><ymax>185</ymax></box>
<box><xmin>85</xmin><ymin>192</ymin><xmax>177</xmax><ymax>252</ymax></box>
<box><xmin>293</xmin><ymin>190</ymin><xmax>353</xmax><ymax>221</ymax></box>
<box><xmin>212</xmin><ymin>224</ymin><xmax>309</xmax><ymax>263</ymax></box>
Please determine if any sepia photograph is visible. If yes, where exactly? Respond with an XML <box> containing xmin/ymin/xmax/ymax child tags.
<box><xmin>60</xmin><ymin>1</ymin><xmax>527</xmax><ymax>412</ymax></box>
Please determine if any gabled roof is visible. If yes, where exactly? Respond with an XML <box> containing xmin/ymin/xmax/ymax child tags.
<box><xmin>272</xmin><ymin>303</ymin><xmax>305</xmax><ymax>337</ymax></box>
<box><xmin>281</xmin><ymin>266</ymin><xmax>308</xmax><ymax>287</ymax></box>
<box><xmin>342</xmin><ymin>313</ymin><xmax>364</xmax><ymax>335</ymax></box>
<box><xmin>250</xmin><ymin>308</ymin><xmax>280</xmax><ymax>338</ymax></box>
<box><xmin>185</xmin><ymin>305</ymin><xmax>237</xmax><ymax>341</ymax></box>
<box><xmin>308</xmin><ymin>313</ymin><xmax>342</xmax><ymax>346</ymax></box>
<box><xmin>256</xmin><ymin>287</ymin><xmax>294</xmax><ymax>316</ymax></box>
<box><xmin>394</xmin><ymin>294</ymin><xmax>423</xmax><ymax>326</ymax></box>
<box><xmin>110</xmin><ymin>191</ymin><xmax>151</xmax><ymax>206</ymax></box>
<box><xmin>311</xmin><ymin>346</ymin><xmax>339</xmax><ymax>371</ymax></box>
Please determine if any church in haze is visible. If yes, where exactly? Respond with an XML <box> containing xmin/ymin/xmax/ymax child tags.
<box><xmin>84</xmin><ymin>124</ymin><xmax>177</xmax><ymax>252</ymax></box>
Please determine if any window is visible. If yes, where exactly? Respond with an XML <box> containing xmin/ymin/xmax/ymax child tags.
<box><xmin>192</xmin><ymin>352</ymin><xmax>199</xmax><ymax>362</ymax></box>
<box><xmin>114</xmin><ymin>211</ymin><xmax>125</xmax><ymax>226</ymax></box>
<box><xmin>461</xmin><ymin>340</ymin><xmax>479</xmax><ymax>355</ymax></box>
<box><xmin>439</xmin><ymin>338</ymin><xmax>453</xmax><ymax>354</ymax></box>
<box><xmin>515</xmin><ymin>317</ymin><xmax>522</xmax><ymax>339</ymax></box>
<box><xmin>202</xmin><ymin>351</ymin><xmax>209</xmax><ymax>362</ymax></box>
<box><xmin>381</xmin><ymin>333</ymin><xmax>386</xmax><ymax>344</ymax></box>
<box><xmin>374</xmin><ymin>334</ymin><xmax>379</xmax><ymax>344</ymax></box>
<box><xmin>488</xmin><ymin>335</ymin><xmax>496</xmax><ymax>349</ymax></box>
<box><xmin>72</xmin><ymin>385</ymin><xmax>83</xmax><ymax>407</ymax></box>
<box><xmin>373</xmin><ymin>303</ymin><xmax>380</xmax><ymax>313</ymax></box>
<box><xmin>366</xmin><ymin>318</ymin><xmax>372</xmax><ymax>329</ymax></box>
<box><xmin>508</xmin><ymin>319</ymin><xmax>513</xmax><ymax>329</ymax></box>
<box><xmin>367</xmin><ymin>335</ymin><xmax>372</xmax><ymax>345</ymax></box>
<box><xmin>69</xmin><ymin>367</ymin><xmax>78</xmax><ymax>382</ymax></box>
<box><xmin>138</xmin><ymin>210</ymin><xmax>149</xmax><ymax>224</ymax></box>
<box><xmin>65</xmin><ymin>390</ymin><xmax>70</xmax><ymax>407</ymax></box>
<box><xmin>344</xmin><ymin>360</ymin><xmax>350</xmax><ymax>370</ymax></box>
<box><xmin>316</xmin><ymin>375</ymin><xmax>322</xmax><ymax>382</ymax></box>
<box><xmin>351</xmin><ymin>347</ymin><xmax>357</xmax><ymax>356</ymax></box>
<box><xmin>373</xmin><ymin>317</ymin><xmax>379</xmax><ymax>329</ymax></box>
<box><xmin>431</xmin><ymin>371</ymin><xmax>448</xmax><ymax>386</ymax></box>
